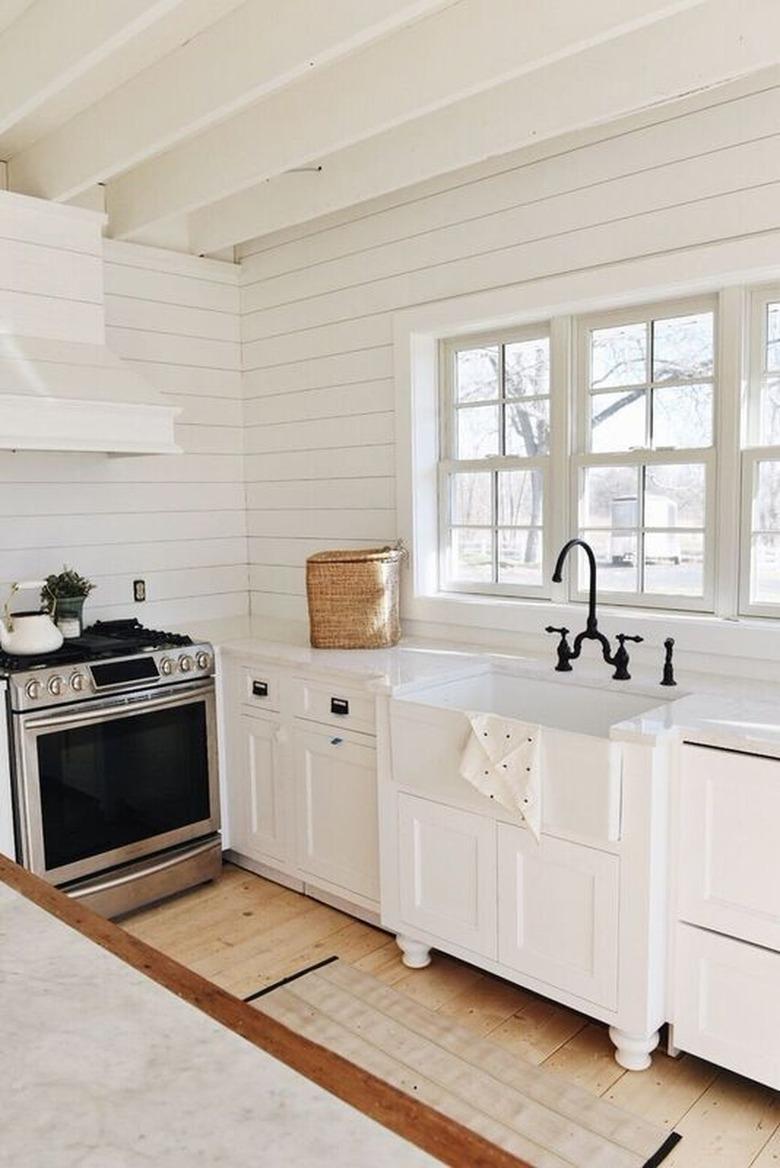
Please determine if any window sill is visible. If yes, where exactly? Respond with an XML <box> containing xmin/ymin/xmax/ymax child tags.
<box><xmin>404</xmin><ymin>589</ymin><xmax>780</xmax><ymax>668</ymax></box>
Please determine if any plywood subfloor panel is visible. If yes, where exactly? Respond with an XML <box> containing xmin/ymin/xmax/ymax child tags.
<box><xmin>123</xmin><ymin>865</ymin><xmax>780</xmax><ymax>1167</ymax></box>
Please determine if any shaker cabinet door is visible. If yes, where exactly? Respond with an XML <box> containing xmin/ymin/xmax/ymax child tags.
<box><xmin>397</xmin><ymin>794</ymin><xmax>497</xmax><ymax>958</ymax></box>
<box><xmin>293</xmin><ymin>726</ymin><xmax>380</xmax><ymax>903</ymax></box>
<box><xmin>227</xmin><ymin>712</ymin><xmax>289</xmax><ymax>867</ymax></box>
<box><xmin>497</xmin><ymin>824</ymin><xmax>619</xmax><ymax>1008</ymax></box>
<box><xmin>678</xmin><ymin>744</ymin><xmax>780</xmax><ymax>951</ymax></box>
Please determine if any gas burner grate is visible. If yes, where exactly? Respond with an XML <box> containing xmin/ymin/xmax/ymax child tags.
<box><xmin>85</xmin><ymin>619</ymin><xmax>193</xmax><ymax>648</ymax></box>
<box><xmin>0</xmin><ymin>619</ymin><xmax>194</xmax><ymax>674</ymax></box>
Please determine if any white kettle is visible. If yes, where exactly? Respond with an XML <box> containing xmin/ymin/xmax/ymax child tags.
<box><xmin>0</xmin><ymin>580</ymin><xmax>64</xmax><ymax>655</ymax></box>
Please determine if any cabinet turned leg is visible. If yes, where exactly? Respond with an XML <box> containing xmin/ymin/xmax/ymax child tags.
<box><xmin>396</xmin><ymin>935</ymin><xmax>432</xmax><ymax>969</ymax></box>
<box><xmin>608</xmin><ymin>1027</ymin><xmax>659</xmax><ymax>1071</ymax></box>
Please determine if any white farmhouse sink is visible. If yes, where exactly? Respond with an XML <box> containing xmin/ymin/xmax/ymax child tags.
<box><xmin>402</xmin><ymin>669</ymin><xmax>662</xmax><ymax>739</ymax></box>
<box><xmin>390</xmin><ymin>667</ymin><xmax>668</xmax><ymax>843</ymax></box>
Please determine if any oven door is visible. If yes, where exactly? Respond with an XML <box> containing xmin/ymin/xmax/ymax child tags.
<box><xmin>13</xmin><ymin>679</ymin><xmax>219</xmax><ymax>885</ymax></box>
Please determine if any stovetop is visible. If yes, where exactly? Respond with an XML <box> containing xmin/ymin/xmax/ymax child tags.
<box><xmin>0</xmin><ymin>619</ymin><xmax>193</xmax><ymax>675</ymax></box>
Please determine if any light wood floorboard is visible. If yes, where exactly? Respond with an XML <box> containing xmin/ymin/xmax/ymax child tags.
<box><xmin>123</xmin><ymin>864</ymin><xmax>780</xmax><ymax>1167</ymax></box>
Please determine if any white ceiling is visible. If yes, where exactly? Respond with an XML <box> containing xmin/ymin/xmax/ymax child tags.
<box><xmin>1</xmin><ymin>0</ymin><xmax>779</xmax><ymax>255</ymax></box>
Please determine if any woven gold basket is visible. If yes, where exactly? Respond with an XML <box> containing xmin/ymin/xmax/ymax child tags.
<box><xmin>306</xmin><ymin>544</ymin><xmax>404</xmax><ymax>649</ymax></box>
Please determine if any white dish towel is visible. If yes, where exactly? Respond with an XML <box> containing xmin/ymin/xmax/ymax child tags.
<box><xmin>459</xmin><ymin>712</ymin><xmax>542</xmax><ymax>840</ymax></box>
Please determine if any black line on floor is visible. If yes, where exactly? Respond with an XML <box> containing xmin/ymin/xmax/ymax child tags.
<box><xmin>242</xmin><ymin>954</ymin><xmax>340</xmax><ymax>1003</ymax></box>
<box><xmin>643</xmin><ymin>1131</ymin><xmax>682</xmax><ymax>1167</ymax></box>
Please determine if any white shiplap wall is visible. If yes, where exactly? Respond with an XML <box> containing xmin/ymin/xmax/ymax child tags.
<box><xmin>238</xmin><ymin>69</ymin><xmax>780</xmax><ymax>629</ymax></box>
<box><xmin>0</xmin><ymin>237</ymin><xmax>247</xmax><ymax>628</ymax></box>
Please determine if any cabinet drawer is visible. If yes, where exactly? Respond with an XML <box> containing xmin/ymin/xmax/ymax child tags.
<box><xmin>674</xmin><ymin>924</ymin><xmax>780</xmax><ymax>1089</ymax></box>
<box><xmin>678</xmin><ymin>744</ymin><xmax>780</xmax><ymax>951</ymax></box>
<box><xmin>239</xmin><ymin>666</ymin><xmax>281</xmax><ymax>713</ymax></box>
<box><xmin>293</xmin><ymin>677</ymin><xmax>375</xmax><ymax>735</ymax></box>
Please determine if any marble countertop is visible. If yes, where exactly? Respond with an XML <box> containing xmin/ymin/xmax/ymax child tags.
<box><xmin>219</xmin><ymin>634</ymin><xmax>780</xmax><ymax>754</ymax></box>
<box><xmin>0</xmin><ymin>881</ymin><xmax>437</xmax><ymax>1168</ymax></box>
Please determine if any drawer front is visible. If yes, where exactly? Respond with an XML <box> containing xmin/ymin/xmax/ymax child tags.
<box><xmin>674</xmin><ymin>924</ymin><xmax>780</xmax><ymax>1089</ymax></box>
<box><xmin>293</xmin><ymin>678</ymin><xmax>375</xmax><ymax>735</ymax></box>
<box><xmin>678</xmin><ymin>744</ymin><xmax>780</xmax><ymax>951</ymax></box>
<box><xmin>239</xmin><ymin>666</ymin><xmax>281</xmax><ymax>713</ymax></box>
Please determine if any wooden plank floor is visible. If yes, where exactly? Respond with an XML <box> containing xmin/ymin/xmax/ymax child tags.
<box><xmin>123</xmin><ymin>865</ymin><xmax>780</xmax><ymax>1168</ymax></box>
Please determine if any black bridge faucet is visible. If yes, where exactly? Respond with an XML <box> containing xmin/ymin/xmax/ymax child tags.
<box><xmin>545</xmin><ymin>538</ymin><xmax>643</xmax><ymax>681</ymax></box>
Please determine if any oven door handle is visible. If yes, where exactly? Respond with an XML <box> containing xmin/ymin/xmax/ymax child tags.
<box><xmin>21</xmin><ymin>680</ymin><xmax>214</xmax><ymax>731</ymax></box>
<box><xmin>65</xmin><ymin>838</ymin><xmax>220</xmax><ymax>900</ymax></box>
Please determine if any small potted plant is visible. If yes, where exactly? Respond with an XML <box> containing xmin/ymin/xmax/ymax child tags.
<box><xmin>42</xmin><ymin>567</ymin><xmax>96</xmax><ymax>639</ymax></box>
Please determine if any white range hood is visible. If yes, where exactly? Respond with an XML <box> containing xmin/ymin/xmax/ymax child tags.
<box><xmin>0</xmin><ymin>191</ymin><xmax>180</xmax><ymax>455</ymax></box>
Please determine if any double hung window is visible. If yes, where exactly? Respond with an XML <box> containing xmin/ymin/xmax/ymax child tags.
<box><xmin>742</xmin><ymin>287</ymin><xmax>780</xmax><ymax>614</ymax></box>
<box><xmin>574</xmin><ymin>300</ymin><xmax>715</xmax><ymax>611</ymax></box>
<box><xmin>439</xmin><ymin>328</ymin><xmax>551</xmax><ymax>596</ymax></box>
<box><xmin>437</xmin><ymin>286</ymin><xmax>780</xmax><ymax>621</ymax></box>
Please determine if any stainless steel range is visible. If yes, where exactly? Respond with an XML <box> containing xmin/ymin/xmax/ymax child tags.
<box><xmin>3</xmin><ymin>619</ymin><xmax>221</xmax><ymax>917</ymax></box>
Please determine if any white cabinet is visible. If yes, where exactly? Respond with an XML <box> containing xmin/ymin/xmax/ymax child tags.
<box><xmin>673</xmin><ymin>742</ymin><xmax>780</xmax><ymax>1088</ymax></box>
<box><xmin>293</xmin><ymin>725</ymin><xmax>379</xmax><ymax>903</ymax></box>
<box><xmin>497</xmin><ymin>824</ymin><xmax>619</xmax><ymax>1008</ymax></box>
<box><xmin>678</xmin><ymin>743</ymin><xmax>780</xmax><ymax>951</ymax></box>
<box><xmin>222</xmin><ymin>656</ymin><xmax>382</xmax><ymax>915</ymax></box>
<box><xmin>226</xmin><ymin>710</ymin><xmax>290</xmax><ymax>869</ymax></box>
<box><xmin>674</xmin><ymin>924</ymin><xmax>780</xmax><ymax>1089</ymax></box>
<box><xmin>397</xmin><ymin>794</ymin><xmax>497</xmax><ymax>958</ymax></box>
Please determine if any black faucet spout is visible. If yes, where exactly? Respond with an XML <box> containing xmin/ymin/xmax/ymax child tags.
<box><xmin>552</xmin><ymin>537</ymin><xmax>599</xmax><ymax>631</ymax></box>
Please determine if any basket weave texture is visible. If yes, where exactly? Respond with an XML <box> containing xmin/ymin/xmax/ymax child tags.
<box><xmin>306</xmin><ymin>545</ymin><xmax>404</xmax><ymax>649</ymax></box>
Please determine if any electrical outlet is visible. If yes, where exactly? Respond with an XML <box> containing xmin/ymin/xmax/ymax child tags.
<box><xmin>133</xmin><ymin>579</ymin><xmax>146</xmax><ymax>602</ymax></box>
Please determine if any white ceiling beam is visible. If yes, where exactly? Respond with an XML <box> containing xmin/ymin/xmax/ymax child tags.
<box><xmin>7</xmin><ymin>0</ymin><xmax>452</xmax><ymax>202</ymax></box>
<box><xmin>104</xmin><ymin>0</ymin><xmax>708</xmax><ymax>240</ymax></box>
<box><xmin>0</xmin><ymin>0</ymin><xmax>187</xmax><ymax>140</ymax></box>
<box><xmin>190</xmin><ymin>0</ymin><xmax>780</xmax><ymax>253</ymax></box>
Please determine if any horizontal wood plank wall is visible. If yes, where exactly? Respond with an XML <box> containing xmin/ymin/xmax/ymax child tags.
<box><xmin>0</xmin><ymin>238</ymin><xmax>248</xmax><ymax>627</ymax></box>
<box><xmin>238</xmin><ymin>70</ymin><xmax>780</xmax><ymax>627</ymax></box>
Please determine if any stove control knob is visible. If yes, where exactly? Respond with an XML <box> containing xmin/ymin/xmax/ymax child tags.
<box><xmin>48</xmin><ymin>675</ymin><xmax>64</xmax><ymax>697</ymax></box>
<box><xmin>179</xmin><ymin>654</ymin><xmax>194</xmax><ymax>673</ymax></box>
<box><xmin>70</xmin><ymin>672</ymin><xmax>86</xmax><ymax>693</ymax></box>
<box><xmin>160</xmin><ymin>656</ymin><xmax>175</xmax><ymax>676</ymax></box>
<box><xmin>25</xmin><ymin>679</ymin><xmax>42</xmax><ymax>701</ymax></box>
<box><xmin>195</xmin><ymin>651</ymin><xmax>212</xmax><ymax>672</ymax></box>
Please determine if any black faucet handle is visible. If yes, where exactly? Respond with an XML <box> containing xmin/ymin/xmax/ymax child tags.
<box><xmin>545</xmin><ymin>626</ymin><xmax>573</xmax><ymax>672</ymax></box>
<box><xmin>611</xmin><ymin>632</ymin><xmax>642</xmax><ymax>681</ymax></box>
<box><xmin>616</xmin><ymin>633</ymin><xmax>643</xmax><ymax>645</ymax></box>
<box><xmin>661</xmin><ymin>637</ymin><xmax>677</xmax><ymax>686</ymax></box>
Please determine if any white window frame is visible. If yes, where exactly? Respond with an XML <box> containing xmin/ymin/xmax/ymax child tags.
<box><xmin>438</xmin><ymin>323</ymin><xmax>554</xmax><ymax>599</ymax></box>
<box><xmin>572</xmin><ymin>295</ymin><xmax>718</xmax><ymax>614</ymax></box>
<box><xmin>393</xmin><ymin>234</ymin><xmax>780</xmax><ymax>670</ymax></box>
<box><xmin>740</xmin><ymin>284</ymin><xmax>780</xmax><ymax>618</ymax></box>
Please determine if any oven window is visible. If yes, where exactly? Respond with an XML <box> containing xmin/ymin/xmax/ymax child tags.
<box><xmin>37</xmin><ymin>700</ymin><xmax>211</xmax><ymax>871</ymax></box>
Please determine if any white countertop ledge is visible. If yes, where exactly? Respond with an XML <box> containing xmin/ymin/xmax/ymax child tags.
<box><xmin>219</xmin><ymin>635</ymin><xmax>780</xmax><ymax>756</ymax></box>
<box><xmin>0</xmin><ymin>882</ymin><xmax>435</xmax><ymax>1168</ymax></box>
